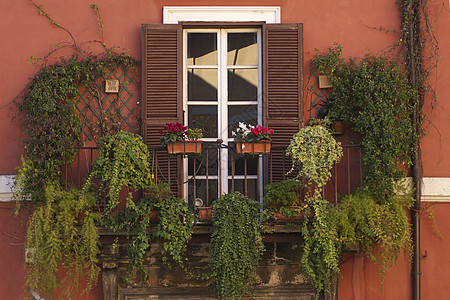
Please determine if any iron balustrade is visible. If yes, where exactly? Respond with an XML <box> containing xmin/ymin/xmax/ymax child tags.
<box><xmin>63</xmin><ymin>144</ymin><xmax>362</xmax><ymax>210</ymax></box>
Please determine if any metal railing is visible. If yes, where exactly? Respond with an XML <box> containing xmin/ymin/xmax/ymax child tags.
<box><xmin>63</xmin><ymin>143</ymin><xmax>363</xmax><ymax>209</ymax></box>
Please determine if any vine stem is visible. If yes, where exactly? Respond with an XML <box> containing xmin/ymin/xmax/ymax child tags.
<box><xmin>30</xmin><ymin>0</ymin><xmax>86</xmax><ymax>59</ymax></box>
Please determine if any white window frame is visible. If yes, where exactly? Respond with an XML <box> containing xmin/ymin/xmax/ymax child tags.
<box><xmin>183</xmin><ymin>28</ymin><xmax>262</xmax><ymax>199</ymax></box>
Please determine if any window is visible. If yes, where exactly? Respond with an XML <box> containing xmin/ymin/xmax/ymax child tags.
<box><xmin>141</xmin><ymin>23</ymin><xmax>303</xmax><ymax>203</ymax></box>
<box><xmin>184</xmin><ymin>28</ymin><xmax>261</xmax><ymax>203</ymax></box>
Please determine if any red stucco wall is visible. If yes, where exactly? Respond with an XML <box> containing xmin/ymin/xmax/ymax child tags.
<box><xmin>1</xmin><ymin>1</ymin><xmax>449</xmax><ymax>299</ymax></box>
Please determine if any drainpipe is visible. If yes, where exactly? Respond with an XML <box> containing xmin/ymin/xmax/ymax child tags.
<box><xmin>412</xmin><ymin>131</ymin><xmax>421</xmax><ymax>300</ymax></box>
<box><xmin>408</xmin><ymin>0</ymin><xmax>421</xmax><ymax>298</ymax></box>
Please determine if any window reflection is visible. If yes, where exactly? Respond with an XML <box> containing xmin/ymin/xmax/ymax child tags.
<box><xmin>227</xmin><ymin>33</ymin><xmax>257</xmax><ymax>66</ymax></box>
<box><xmin>188</xmin><ymin>105</ymin><xmax>218</xmax><ymax>138</ymax></box>
<box><xmin>228</xmin><ymin>105</ymin><xmax>257</xmax><ymax>138</ymax></box>
<box><xmin>188</xmin><ymin>69</ymin><xmax>218</xmax><ymax>101</ymax></box>
<box><xmin>187</xmin><ymin>33</ymin><xmax>217</xmax><ymax>65</ymax></box>
<box><xmin>228</xmin><ymin>69</ymin><xmax>258</xmax><ymax>101</ymax></box>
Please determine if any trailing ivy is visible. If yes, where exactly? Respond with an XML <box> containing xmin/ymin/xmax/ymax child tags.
<box><xmin>286</xmin><ymin>124</ymin><xmax>343</xmax><ymax>296</ymax></box>
<box><xmin>210</xmin><ymin>192</ymin><xmax>264</xmax><ymax>299</ymax></box>
<box><xmin>337</xmin><ymin>189</ymin><xmax>413</xmax><ymax>284</ymax></box>
<box><xmin>84</xmin><ymin>131</ymin><xmax>152</xmax><ymax>213</ymax></box>
<box><xmin>25</xmin><ymin>184</ymin><xmax>99</xmax><ymax>299</ymax></box>
<box><xmin>109</xmin><ymin>182</ymin><xmax>195</xmax><ymax>283</ymax></box>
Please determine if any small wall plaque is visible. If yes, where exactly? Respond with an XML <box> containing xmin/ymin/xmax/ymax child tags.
<box><xmin>319</xmin><ymin>75</ymin><xmax>332</xmax><ymax>89</ymax></box>
<box><xmin>105</xmin><ymin>79</ymin><xmax>119</xmax><ymax>93</ymax></box>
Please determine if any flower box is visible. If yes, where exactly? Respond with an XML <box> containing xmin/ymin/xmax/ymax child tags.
<box><xmin>273</xmin><ymin>206</ymin><xmax>304</xmax><ymax>222</ymax></box>
<box><xmin>236</xmin><ymin>141</ymin><xmax>271</xmax><ymax>155</ymax></box>
<box><xmin>166</xmin><ymin>141</ymin><xmax>203</xmax><ymax>155</ymax></box>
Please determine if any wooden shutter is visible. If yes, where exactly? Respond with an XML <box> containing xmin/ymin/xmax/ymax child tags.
<box><xmin>263</xmin><ymin>23</ymin><xmax>303</xmax><ymax>182</ymax></box>
<box><xmin>141</xmin><ymin>24</ymin><xmax>182</xmax><ymax>194</ymax></box>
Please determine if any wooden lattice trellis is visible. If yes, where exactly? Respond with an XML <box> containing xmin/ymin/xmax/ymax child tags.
<box><xmin>77</xmin><ymin>63</ymin><xmax>139</xmax><ymax>142</ymax></box>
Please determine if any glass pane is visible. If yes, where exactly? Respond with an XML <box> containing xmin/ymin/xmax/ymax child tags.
<box><xmin>187</xmin><ymin>33</ymin><xmax>217</xmax><ymax>65</ymax></box>
<box><xmin>188</xmin><ymin>105</ymin><xmax>218</xmax><ymax>138</ymax></box>
<box><xmin>188</xmin><ymin>142</ymin><xmax>218</xmax><ymax>176</ymax></box>
<box><xmin>188</xmin><ymin>179</ymin><xmax>218</xmax><ymax>208</ymax></box>
<box><xmin>228</xmin><ymin>105</ymin><xmax>257</xmax><ymax>138</ymax></box>
<box><xmin>228</xmin><ymin>69</ymin><xmax>258</xmax><ymax>101</ymax></box>
<box><xmin>228</xmin><ymin>142</ymin><xmax>258</xmax><ymax>175</ymax></box>
<box><xmin>228</xmin><ymin>33</ymin><xmax>257</xmax><ymax>66</ymax></box>
<box><xmin>228</xmin><ymin>179</ymin><xmax>258</xmax><ymax>201</ymax></box>
<box><xmin>188</xmin><ymin>69</ymin><xmax>218</xmax><ymax>101</ymax></box>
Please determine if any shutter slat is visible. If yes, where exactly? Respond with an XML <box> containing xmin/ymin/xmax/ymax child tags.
<box><xmin>141</xmin><ymin>24</ymin><xmax>182</xmax><ymax>195</ymax></box>
<box><xmin>263</xmin><ymin>23</ymin><xmax>303</xmax><ymax>183</ymax></box>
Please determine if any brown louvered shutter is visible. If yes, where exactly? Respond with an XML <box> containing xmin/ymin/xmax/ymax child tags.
<box><xmin>141</xmin><ymin>24</ymin><xmax>182</xmax><ymax>195</ymax></box>
<box><xmin>263</xmin><ymin>23</ymin><xmax>303</xmax><ymax>182</ymax></box>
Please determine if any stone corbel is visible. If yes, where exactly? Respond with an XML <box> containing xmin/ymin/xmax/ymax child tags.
<box><xmin>100</xmin><ymin>244</ymin><xmax>120</xmax><ymax>300</ymax></box>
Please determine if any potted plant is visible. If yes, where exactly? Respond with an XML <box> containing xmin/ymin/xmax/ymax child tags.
<box><xmin>232</xmin><ymin>122</ymin><xmax>274</xmax><ymax>154</ymax></box>
<box><xmin>263</xmin><ymin>179</ymin><xmax>305</xmax><ymax>221</ymax></box>
<box><xmin>159</xmin><ymin>123</ymin><xmax>203</xmax><ymax>154</ymax></box>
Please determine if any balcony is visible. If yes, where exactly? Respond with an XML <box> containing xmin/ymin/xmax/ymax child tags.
<box><xmin>63</xmin><ymin>141</ymin><xmax>363</xmax><ymax>213</ymax></box>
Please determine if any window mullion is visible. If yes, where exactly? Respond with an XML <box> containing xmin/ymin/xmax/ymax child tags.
<box><xmin>219</xmin><ymin>29</ymin><xmax>228</xmax><ymax>195</ymax></box>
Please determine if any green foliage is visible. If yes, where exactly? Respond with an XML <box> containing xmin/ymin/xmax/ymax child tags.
<box><xmin>153</xmin><ymin>188</ymin><xmax>195</xmax><ymax>268</ymax></box>
<box><xmin>298</xmin><ymin>44</ymin><xmax>416</xmax><ymax>297</ymax></box>
<box><xmin>263</xmin><ymin>179</ymin><xmax>304</xmax><ymax>219</ymax></box>
<box><xmin>13</xmin><ymin>52</ymin><xmax>138</xmax><ymax>206</ymax></box>
<box><xmin>301</xmin><ymin>188</ymin><xmax>413</xmax><ymax>297</ymax></box>
<box><xmin>286</xmin><ymin>124</ymin><xmax>343</xmax><ymax>200</ymax></box>
<box><xmin>84</xmin><ymin>131</ymin><xmax>152</xmax><ymax>213</ymax></box>
<box><xmin>285</xmin><ymin>124</ymin><xmax>343</xmax><ymax>297</ymax></box>
<box><xmin>90</xmin><ymin>4</ymin><xmax>105</xmax><ymax>44</ymax></box>
<box><xmin>26</xmin><ymin>184</ymin><xmax>99</xmax><ymax>299</ymax></box>
<box><xmin>110</xmin><ymin>183</ymin><xmax>195</xmax><ymax>282</ymax></box>
<box><xmin>337</xmin><ymin>189</ymin><xmax>413</xmax><ymax>284</ymax></box>
<box><xmin>312</xmin><ymin>44</ymin><xmax>418</xmax><ymax>197</ymax></box>
<box><xmin>185</xmin><ymin>128</ymin><xmax>203</xmax><ymax>140</ymax></box>
<box><xmin>210</xmin><ymin>192</ymin><xmax>264</xmax><ymax>299</ymax></box>
<box><xmin>301</xmin><ymin>196</ymin><xmax>341</xmax><ymax>297</ymax></box>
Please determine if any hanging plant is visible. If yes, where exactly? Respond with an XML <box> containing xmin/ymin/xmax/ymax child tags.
<box><xmin>210</xmin><ymin>192</ymin><xmax>264</xmax><ymax>299</ymax></box>
<box><xmin>25</xmin><ymin>184</ymin><xmax>100</xmax><ymax>299</ymax></box>
<box><xmin>83</xmin><ymin>131</ymin><xmax>152</xmax><ymax>213</ymax></box>
<box><xmin>286</xmin><ymin>124</ymin><xmax>343</xmax><ymax>296</ymax></box>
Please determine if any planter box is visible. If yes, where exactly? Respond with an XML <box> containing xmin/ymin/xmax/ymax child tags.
<box><xmin>166</xmin><ymin>141</ymin><xmax>203</xmax><ymax>155</ymax></box>
<box><xmin>273</xmin><ymin>206</ymin><xmax>304</xmax><ymax>222</ymax></box>
<box><xmin>236</xmin><ymin>141</ymin><xmax>271</xmax><ymax>155</ymax></box>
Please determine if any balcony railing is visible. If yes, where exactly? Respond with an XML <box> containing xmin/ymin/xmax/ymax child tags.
<box><xmin>63</xmin><ymin>143</ymin><xmax>363</xmax><ymax>210</ymax></box>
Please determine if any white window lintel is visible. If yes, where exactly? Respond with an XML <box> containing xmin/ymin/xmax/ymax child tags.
<box><xmin>163</xmin><ymin>6</ymin><xmax>281</xmax><ymax>24</ymax></box>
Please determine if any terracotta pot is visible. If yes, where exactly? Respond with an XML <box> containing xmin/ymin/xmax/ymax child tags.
<box><xmin>166</xmin><ymin>141</ymin><xmax>203</xmax><ymax>155</ymax></box>
<box><xmin>332</xmin><ymin>121</ymin><xmax>345</xmax><ymax>135</ymax></box>
<box><xmin>235</xmin><ymin>141</ymin><xmax>271</xmax><ymax>155</ymax></box>
<box><xmin>149</xmin><ymin>210</ymin><xmax>159</xmax><ymax>224</ymax></box>
<box><xmin>198</xmin><ymin>207</ymin><xmax>213</xmax><ymax>221</ymax></box>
